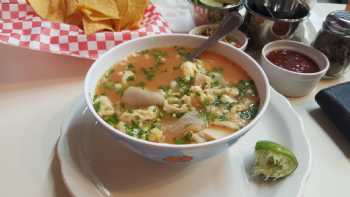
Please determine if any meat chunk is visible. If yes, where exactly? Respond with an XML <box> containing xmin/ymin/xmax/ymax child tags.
<box><xmin>166</xmin><ymin>111</ymin><xmax>206</xmax><ymax>137</ymax></box>
<box><xmin>199</xmin><ymin>127</ymin><xmax>232</xmax><ymax>140</ymax></box>
<box><xmin>121</xmin><ymin>87</ymin><xmax>164</xmax><ymax>107</ymax></box>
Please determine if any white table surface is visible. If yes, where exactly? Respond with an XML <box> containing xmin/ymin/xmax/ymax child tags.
<box><xmin>0</xmin><ymin>3</ymin><xmax>349</xmax><ymax>197</ymax></box>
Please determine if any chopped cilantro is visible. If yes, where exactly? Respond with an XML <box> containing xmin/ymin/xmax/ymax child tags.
<box><xmin>152</xmin><ymin>50</ymin><xmax>167</xmax><ymax>67</ymax></box>
<box><xmin>105</xmin><ymin>114</ymin><xmax>119</xmax><ymax>125</ymax></box>
<box><xmin>93</xmin><ymin>94</ymin><xmax>98</xmax><ymax>101</ymax></box>
<box><xmin>175</xmin><ymin>132</ymin><xmax>192</xmax><ymax>144</ymax></box>
<box><xmin>159</xmin><ymin>85</ymin><xmax>170</xmax><ymax>91</ymax></box>
<box><xmin>102</xmin><ymin>82</ymin><xmax>114</xmax><ymax>89</ymax></box>
<box><xmin>240</xmin><ymin>104</ymin><xmax>258</xmax><ymax>120</ymax></box>
<box><xmin>236</xmin><ymin>80</ymin><xmax>257</xmax><ymax>97</ymax></box>
<box><xmin>213</xmin><ymin>96</ymin><xmax>222</xmax><ymax>106</ymax></box>
<box><xmin>136</xmin><ymin>81</ymin><xmax>146</xmax><ymax>88</ymax></box>
<box><xmin>202</xmin><ymin>97</ymin><xmax>210</xmax><ymax>106</ymax></box>
<box><xmin>175</xmin><ymin>77</ymin><xmax>193</xmax><ymax>95</ymax></box>
<box><xmin>211</xmin><ymin>79</ymin><xmax>220</xmax><ymax>87</ymax></box>
<box><xmin>217</xmin><ymin>114</ymin><xmax>228</xmax><ymax>121</ymax></box>
<box><xmin>125</xmin><ymin>121</ymin><xmax>157</xmax><ymax>140</ymax></box>
<box><xmin>174</xmin><ymin>46</ymin><xmax>190</xmax><ymax>60</ymax></box>
<box><xmin>93</xmin><ymin>101</ymin><xmax>101</xmax><ymax>112</ymax></box>
<box><xmin>126</xmin><ymin>75</ymin><xmax>135</xmax><ymax>81</ymax></box>
<box><xmin>142</xmin><ymin>67</ymin><xmax>155</xmax><ymax>80</ymax></box>
<box><xmin>113</xmin><ymin>85</ymin><xmax>125</xmax><ymax>96</ymax></box>
<box><xmin>199</xmin><ymin>110</ymin><xmax>217</xmax><ymax>123</ymax></box>
<box><xmin>105</xmin><ymin>68</ymin><xmax>115</xmax><ymax>77</ymax></box>
<box><xmin>127</xmin><ymin>63</ymin><xmax>135</xmax><ymax>70</ymax></box>
<box><xmin>213</xmin><ymin>96</ymin><xmax>233</xmax><ymax>109</ymax></box>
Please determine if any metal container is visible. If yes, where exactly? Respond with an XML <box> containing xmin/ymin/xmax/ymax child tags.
<box><xmin>255</xmin><ymin>0</ymin><xmax>302</xmax><ymax>19</ymax></box>
<box><xmin>187</xmin><ymin>0</ymin><xmax>242</xmax><ymax>26</ymax></box>
<box><xmin>241</xmin><ymin>0</ymin><xmax>310</xmax><ymax>50</ymax></box>
<box><xmin>312</xmin><ymin>10</ymin><xmax>350</xmax><ymax>79</ymax></box>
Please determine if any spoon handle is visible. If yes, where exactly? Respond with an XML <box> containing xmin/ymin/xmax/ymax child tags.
<box><xmin>188</xmin><ymin>12</ymin><xmax>243</xmax><ymax>60</ymax></box>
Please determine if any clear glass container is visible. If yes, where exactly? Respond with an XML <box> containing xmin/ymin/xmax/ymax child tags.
<box><xmin>312</xmin><ymin>10</ymin><xmax>350</xmax><ymax>79</ymax></box>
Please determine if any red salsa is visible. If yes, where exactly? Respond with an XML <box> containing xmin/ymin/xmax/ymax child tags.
<box><xmin>266</xmin><ymin>49</ymin><xmax>320</xmax><ymax>73</ymax></box>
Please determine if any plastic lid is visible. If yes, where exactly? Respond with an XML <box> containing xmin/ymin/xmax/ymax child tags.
<box><xmin>324</xmin><ymin>10</ymin><xmax>350</xmax><ymax>36</ymax></box>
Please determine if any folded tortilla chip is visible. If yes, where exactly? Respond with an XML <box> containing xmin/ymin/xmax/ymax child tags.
<box><xmin>118</xmin><ymin>0</ymin><xmax>148</xmax><ymax>30</ymax></box>
<box><xmin>82</xmin><ymin>15</ymin><xmax>115</xmax><ymax>34</ymax></box>
<box><xmin>65</xmin><ymin>0</ymin><xmax>79</xmax><ymax>16</ymax></box>
<box><xmin>78</xmin><ymin>0</ymin><xmax>119</xmax><ymax>21</ymax></box>
<box><xmin>28</xmin><ymin>0</ymin><xmax>66</xmax><ymax>22</ymax></box>
<box><xmin>114</xmin><ymin>0</ymin><xmax>129</xmax><ymax>31</ymax></box>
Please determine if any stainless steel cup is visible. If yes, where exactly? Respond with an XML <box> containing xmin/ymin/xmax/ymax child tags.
<box><xmin>187</xmin><ymin>0</ymin><xmax>242</xmax><ymax>26</ymax></box>
<box><xmin>255</xmin><ymin>0</ymin><xmax>302</xmax><ymax>19</ymax></box>
<box><xmin>241</xmin><ymin>0</ymin><xmax>310</xmax><ymax>50</ymax></box>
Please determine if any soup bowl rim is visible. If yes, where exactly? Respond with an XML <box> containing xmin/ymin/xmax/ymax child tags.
<box><xmin>84</xmin><ymin>34</ymin><xmax>270</xmax><ymax>149</ymax></box>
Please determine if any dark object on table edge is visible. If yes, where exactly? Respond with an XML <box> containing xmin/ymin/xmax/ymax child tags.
<box><xmin>315</xmin><ymin>82</ymin><xmax>350</xmax><ymax>140</ymax></box>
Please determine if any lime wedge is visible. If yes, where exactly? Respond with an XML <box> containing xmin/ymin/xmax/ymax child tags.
<box><xmin>199</xmin><ymin>0</ymin><xmax>223</xmax><ymax>7</ymax></box>
<box><xmin>199</xmin><ymin>0</ymin><xmax>239</xmax><ymax>7</ymax></box>
<box><xmin>252</xmin><ymin>140</ymin><xmax>298</xmax><ymax>180</ymax></box>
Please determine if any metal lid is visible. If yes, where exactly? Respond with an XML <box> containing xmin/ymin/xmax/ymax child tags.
<box><xmin>324</xmin><ymin>10</ymin><xmax>350</xmax><ymax>36</ymax></box>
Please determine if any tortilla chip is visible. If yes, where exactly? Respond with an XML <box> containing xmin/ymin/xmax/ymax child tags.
<box><xmin>78</xmin><ymin>0</ymin><xmax>119</xmax><ymax>20</ymax></box>
<box><xmin>65</xmin><ymin>0</ymin><xmax>79</xmax><ymax>16</ymax></box>
<box><xmin>113</xmin><ymin>0</ymin><xmax>128</xmax><ymax>30</ymax></box>
<box><xmin>79</xmin><ymin>7</ymin><xmax>117</xmax><ymax>22</ymax></box>
<box><xmin>82</xmin><ymin>15</ymin><xmax>115</xmax><ymax>34</ymax></box>
<box><xmin>28</xmin><ymin>0</ymin><xmax>66</xmax><ymax>22</ymax></box>
<box><xmin>118</xmin><ymin>0</ymin><xmax>148</xmax><ymax>30</ymax></box>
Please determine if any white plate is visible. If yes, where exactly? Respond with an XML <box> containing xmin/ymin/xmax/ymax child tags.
<box><xmin>57</xmin><ymin>89</ymin><xmax>311</xmax><ymax>197</ymax></box>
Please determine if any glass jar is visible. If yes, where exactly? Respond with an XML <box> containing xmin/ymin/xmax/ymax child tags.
<box><xmin>312</xmin><ymin>10</ymin><xmax>350</xmax><ymax>79</ymax></box>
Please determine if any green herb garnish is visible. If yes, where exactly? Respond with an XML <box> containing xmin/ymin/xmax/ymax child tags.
<box><xmin>236</xmin><ymin>80</ymin><xmax>257</xmax><ymax>97</ymax></box>
<box><xmin>142</xmin><ymin>67</ymin><xmax>156</xmax><ymax>80</ymax></box>
<box><xmin>217</xmin><ymin>114</ymin><xmax>228</xmax><ymax>121</ymax></box>
<box><xmin>199</xmin><ymin>110</ymin><xmax>217</xmax><ymax>123</ymax></box>
<box><xmin>175</xmin><ymin>132</ymin><xmax>192</xmax><ymax>144</ymax></box>
<box><xmin>102</xmin><ymin>82</ymin><xmax>114</xmax><ymax>89</ymax></box>
<box><xmin>105</xmin><ymin>114</ymin><xmax>119</xmax><ymax>125</ymax></box>
<box><xmin>93</xmin><ymin>101</ymin><xmax>101</xmax><ymax>112</ymax></box>
<box><xmin>153</xmin><ymin>50</ymin><xmax>167</xmax><ymax>67</ymax></box>
<box><xmin>136</xmin><ymin>81</ymin><xmax>146</xmax><ymax>88</ymax></box>
<box><xmin>240</xmin><ymin>104</ymin><xmax>258</xmax><ymax>120</ymax></box>
<box><xmin>175</xmin><ymin>76</ymin><xmax>193</xmax><ymax>95</ymax></box>
<box><xmin>127</xmin><ymin>63</ymin><xmax>135</xmax><ymax>70</ymax></box>
<box><xmin>174</xmin><ymin>46</ymin><xmax>190</xmax><ymax>60</ymax></box>
<box><xmin>126</xmin><ymin>75</ymin><xmax>135</xmax><ymax>81</ymax></box>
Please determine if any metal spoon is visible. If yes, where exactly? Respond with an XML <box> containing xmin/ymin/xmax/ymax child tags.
<box><xmin>188</xmin><ymin>12</ymin><xmax>243</xmax><ymax>60</ymax></box>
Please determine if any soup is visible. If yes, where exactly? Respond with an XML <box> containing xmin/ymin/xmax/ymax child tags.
<box><xmin>266</xmin><ymin>49</ymin><xmax>320</xmax><ymax>73</ymax></box>
<box><xmin>93</xmin><ymin>46</ymin><xmax>259</xmax><ymax>144</ymax></box>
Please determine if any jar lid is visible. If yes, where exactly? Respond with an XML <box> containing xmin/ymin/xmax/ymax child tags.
<box><xmin>324</xmin><ymin>10</ymin><xmax>350</xmax><ymax>36</ymax></box>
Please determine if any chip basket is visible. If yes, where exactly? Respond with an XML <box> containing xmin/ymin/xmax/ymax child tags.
<box><xmin>0</xmin><ymin>0</ymin><xmax>171</xmax><ymax>59</ymax></box>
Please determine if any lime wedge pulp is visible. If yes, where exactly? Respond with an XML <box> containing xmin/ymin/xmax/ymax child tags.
<box><xmin>252</xmin><ymin>140</ymin><xmax>298</xmax><ymax>180</ymax></box>
<box><xmin>199</xmin><ymin>0</ymin><xmax>240</xmax><ymax>7</ymax></box>
<box><xmin>199</xmin><ymin>0</ymin><xmax>223</xmax><ymax>7</ymax></box>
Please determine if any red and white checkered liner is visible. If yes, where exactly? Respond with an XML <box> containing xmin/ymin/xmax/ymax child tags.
<box><xmin>0</xmin><ymin>0</ymin><xmax>171</xmax><ymax>59</ymax></box>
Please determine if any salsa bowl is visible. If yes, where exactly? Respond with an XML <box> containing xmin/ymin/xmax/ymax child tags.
<box><xmin>84</xmin><ymin>34</ymin><xmax>270</xmax><ymax>163</ymax></box>
<box><xmin>261</xmin><ymin>40</ymin><xmax>329</xmax><ymax>97</ymax></box>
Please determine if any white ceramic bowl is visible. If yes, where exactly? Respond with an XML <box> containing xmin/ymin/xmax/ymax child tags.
<box><xmin>261</xmin><ymin>40</ymin><xmax>329</xmax><ymax>97</ymax></box>
<box><xmin>189</xmin><ymin>24</ymin><xmax>249</xmax><ymax>51</ymax></box>
<box><xmin>85</xmin><ymin>34</ymin><xmax>270</xmax><ymax>163</ymax></box>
